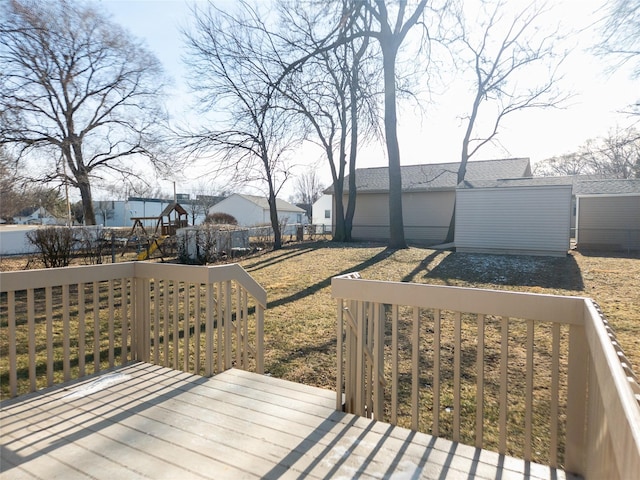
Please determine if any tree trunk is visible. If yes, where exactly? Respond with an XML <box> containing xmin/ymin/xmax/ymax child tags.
<box><xmin>267</xmin><ymin>186</ymin><xmax>282</xmax><ymax>250</ymax></box>
<box><xmin>381</xmin><ymin>44</ymin><xmax>406</xmax><ymax>249</ymax></box>
<box><xmin>444</xmin><ymin>89</ymin><xmax>478</xmax><ymax>244</ymax></box>
<box><xmin>344</xmin><ymin>56</ymin><xmax>360</xmax><ymax>242</ymax></box>
<box><xmin>77</xmin><ymin>174</ymin><xmax>96</xmax><ymax>225</ymax></box>
<box><xmin>332</xmin><ymin>177</ymin><xmax>348</xmax><ymax>242</ymax></box>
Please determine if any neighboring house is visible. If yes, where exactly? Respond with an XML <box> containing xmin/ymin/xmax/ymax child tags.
<box><xmin>13</xmin><ymin>206</ymin><xmax>62</xmax><ymax>225</ymax></box>
<box><xmin>575</xmin><ymin>178</ymin><xmax>640</xmax><ymax>252</ymax></box>
<box><xmin>325</xmin><ymin>158</ymin><xmax>531</xmax><ymax>245</ymax></box>
<box><xmin>208</xmin><ymin>194</ymin><xmax>307</xmax><ymax>227</ymax></box>
<box><xmin>312</xmin><ymin>194</ymin><xmax>333</xmax><ymax>233</ymax></box>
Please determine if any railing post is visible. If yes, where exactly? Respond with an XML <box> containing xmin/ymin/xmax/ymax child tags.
<box><xmin>256</xmin><ymin>304</ymin><xmax>264</xmax><ymax>374</ymax></box>
<box><xmin>565</xmin><ymin>323</ymin><xmax>588</xmax><ymax>476</ymax></box>
<box><xmin>133</xmin><ymin>276</ymin><xmax>148</xmax><ymax>362</ymax></box>
<box><xmin>336</xmin><ymin>299</ymin><xmax>344</xmax><ymax>411</ymax></box>
<box><xmin>205</xmin><ymin>283</ymin><xmax>214</xmax><ymax>377</ymax></box>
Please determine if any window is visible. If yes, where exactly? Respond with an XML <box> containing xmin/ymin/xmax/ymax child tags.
<box><xmin>324</xmin><ymin>209</ymin><xmax>331</xmax><ymax>219</ymax></box>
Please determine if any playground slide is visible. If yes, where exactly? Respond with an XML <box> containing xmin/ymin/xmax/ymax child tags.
<box><xmin>137</xmin><ymin>236</ymin><xmax>167</xmax><ymax>261</ymax></box>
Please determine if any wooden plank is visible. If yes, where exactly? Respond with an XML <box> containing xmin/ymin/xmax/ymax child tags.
<box><xmin>45</xmin><ymin>286</ymin><xmax>53</xmax><ymax>387</ymax></box>
<box><xmin>78</xmin><ymin>283</ymin><xmax>86</xmax><ymax>377</ymax></box>
<box><xmin>1</xmin><ymin>363</ymin><xmax>575</xmax><ymax>480</ymax></box>
<box><xmin>453</xmin><ymin>311</ymin><xmax>461</xmax><ymax>442</ymax></box>
<box><xmin>525</xmin><ymin>318</ymin><xmax>534</xmax><ymax>460</ymax></box>
<box><xmin>550</xmin><ymin>322</ymin><xmax>561</xmax><ymax>467</ymax></box>
<box><xmin>433</xmin><ymin>309</ymin><xmax>441</xmax><ymax>437</ymax></box>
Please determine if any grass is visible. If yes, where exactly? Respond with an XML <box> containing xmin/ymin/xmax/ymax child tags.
<box><xmin>236</xmin><ymin>242</ymin><xmax>639</xmax><ymax>388</ymax></box>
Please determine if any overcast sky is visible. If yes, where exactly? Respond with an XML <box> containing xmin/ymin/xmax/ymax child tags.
<box><xmin>96</xmin><ymin>0</ymin><xmax>638</xmax><ymax>198</ymax></box>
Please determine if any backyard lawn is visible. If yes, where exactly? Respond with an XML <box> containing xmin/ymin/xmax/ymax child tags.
<box><xmin>235</xmin><ymin>242</ymin><xmax>639</xmax><ymax>390</ymax></box>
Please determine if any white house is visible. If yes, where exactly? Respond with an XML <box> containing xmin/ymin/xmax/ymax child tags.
<box><xmin>13</xmin><ymin>206</ymin><xmax>62</xmax><ymax>225</ymax></box>
<box><xmin>208</xmin><ymin>194</ymin><xmax>306</xmax><ymax>227</ymax></box>
<box><xmin>312</xmin><ymin>194</ymin><xmax>333</xmax><ymax>233</ymax></box>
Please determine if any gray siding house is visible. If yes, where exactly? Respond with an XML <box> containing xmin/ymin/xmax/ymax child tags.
<box><xmin>325</xmin><ymin>158</ymin><xmax>532</xmax><ymax>245</ymax></box>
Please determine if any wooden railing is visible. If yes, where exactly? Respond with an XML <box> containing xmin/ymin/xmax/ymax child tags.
<box><xmin>332</xmin><ymin>273</ymin><xmax>640</xmax><ymax>479</ymax></box>
<box><xmin>0</xmin><ymin>262</ymin><xmax>266</xmax><ymax>399</ymax></box>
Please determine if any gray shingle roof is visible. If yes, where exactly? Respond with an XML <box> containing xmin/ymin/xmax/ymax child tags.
<box><xmin>460</xmin><ymin>176</ymin><xmax>640</xmax><ymax>195</ymax></box>
<box><xmin>574</xmin><ymin>178</ymin><xmax>640</xmax><ymax>195</ymax></box>
<box><xmin>325</xmin><ymin>158</ymin><xmax>531</xmax><ymax>194</ymax></box>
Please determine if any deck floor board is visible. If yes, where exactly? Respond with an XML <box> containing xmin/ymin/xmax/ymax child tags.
<box><xmin>1</xmin><ymin>362</ymin><xmax>577</xmax><ymax>479</ymax></box>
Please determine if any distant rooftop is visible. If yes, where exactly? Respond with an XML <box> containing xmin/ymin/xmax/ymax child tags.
<box><xmin>325</xmin><ymin>158</ymin><xmax>532</xmax><ymax>194</ymax></box>
<box><xmin>459</xmin><ymin>176</ymin><xmax>640</xmax><ymax>195</ymax></box>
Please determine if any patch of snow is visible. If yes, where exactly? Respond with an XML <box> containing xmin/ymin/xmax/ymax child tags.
<box><xmin>65</xmin><ymin>372</ymin><xmax>130</xmax><ymax>398</ymax></box>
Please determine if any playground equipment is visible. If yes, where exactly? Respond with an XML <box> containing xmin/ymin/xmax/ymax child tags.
<box><xmin>123</xmin><ymin>202</ymin><xmax>188</xmax><ymax>259</ymax></box>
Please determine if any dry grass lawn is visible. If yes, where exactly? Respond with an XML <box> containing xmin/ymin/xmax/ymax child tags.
<box><xmin>235</xmin><ymin>241</ymin><xmax>639</xmax><ymax>388</ymax></box>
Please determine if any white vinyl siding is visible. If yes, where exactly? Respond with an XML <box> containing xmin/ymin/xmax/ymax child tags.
<box><xmin>455</xmin><ymin>185</ymin><xmax>571</xmax><ymax>256</ymax></box>
<box><xmin>576</xmin><ymin>194</ymin><xmax>640</xmax><ymax>251</ymax></box>
<box><xmin>209</xmin><ymin>196</ymin><xmax>265</xmax><ymax>226</ymax></box>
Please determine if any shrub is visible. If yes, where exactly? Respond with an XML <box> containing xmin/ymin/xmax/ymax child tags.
<box><xmin>26</xmin><ymin>226</ymin><xmax>75</xmax><ymax>268</ymax></box>
<box><xmin>205</xmin><ymin>212</ymin><xmax>238</xmax><ymax>225</ymax></box>
<box><xmin>76</xmin><ymin>227</ymin><xmax>107</xmax><ymax>265</ymax></box>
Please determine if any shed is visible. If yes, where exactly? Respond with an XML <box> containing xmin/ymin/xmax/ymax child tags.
<box><xmin>455</xmin><ymin>179</ymin><xmax>572</xmax><ymax>257</ymax></box>
<box><xmin>575</xmin><ymin>179</ymin><xmax>640</xmax><ymax>252</ymax></box>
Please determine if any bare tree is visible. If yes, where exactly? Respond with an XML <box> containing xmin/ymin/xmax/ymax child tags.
<box><xmin>360</xmin><ymin>0</ymin><xmax>432</xmax><ymax>249</ymax></box>
<box><xmin>533</xmin><ymin>127</ymin><xmax>640</xmax><ymax>179</ymax></box>
<box><xmin>278</xmin><ymin>0</ymin><xmax>381</xmax><ymax>241</ymax></box>
<box><xmin>444</xmin><ymin>0</ymin><xmax>569</xmax><ymax>243</ymax></box>
<box><xmin>0</xmin><ymin>146</ymin><xmax>67</xmax><ymax>221</ymax></box>
<box><xmin>583</xmin><ymin>127</ymin><xmax>640</xmax><ymax>179</ymax></box>
<box><xmin>182</xmin><ymin>1</ymin><xmax>299</xmax><ymax>250</ymax></box>
<box><xmin>598</xmin><ymin>0</ymin><xmax>640</xmax><ymax>79</ymax></box>
<box><xmin>0</xmin><ymin>0</ymin><xmax>169</xmax><ymax>225</ymax></box>
<box><xmin>293</xmin><ymin>168</ymin><xmax>325</xmax><ymax>206</ymax></box>
<box><xmin>532</xmin><ymin>153</ymin><xmax>591</xmax><ymax>177</ymax></box>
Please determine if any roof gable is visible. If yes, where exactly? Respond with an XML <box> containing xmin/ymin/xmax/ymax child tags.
<box><xmin>326</xmin><ymin>158</ymin><xmax>531</xmax><ymax>194</ymax></box>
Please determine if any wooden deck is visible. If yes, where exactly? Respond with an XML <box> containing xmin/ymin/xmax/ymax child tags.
<box><xmin>1</xmin><ymin>362</ymin><xmax>577</xmax><ymax>479</ymax></box>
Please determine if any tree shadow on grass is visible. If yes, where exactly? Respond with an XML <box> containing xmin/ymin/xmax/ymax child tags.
<box><xmin>266</xmin><ymin>246</ymin><xmax>396</xmax><ymax>310</ymax></box>
<box><xmin>422</xmin><ymin>252</ymin><xmax>585</xmax><ymax>291</ymax></box>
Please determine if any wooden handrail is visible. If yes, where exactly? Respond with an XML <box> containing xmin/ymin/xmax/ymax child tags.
<box><xmin>332</xmin><ymin>272</ymin><xmax>640</xmax><ymax>479</ymax></box>
<box><xmin>1</xmin><ymin>262</ymin><xmax>267</xmax><ymax>398</ymax></box>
